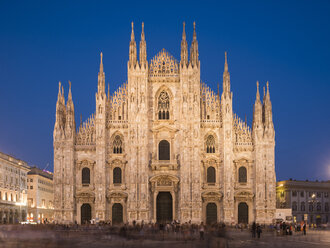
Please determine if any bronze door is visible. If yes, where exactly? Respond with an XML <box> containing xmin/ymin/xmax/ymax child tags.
<box><xmin>112</xmin><ymin>203</ymin><xmax>123</xmax><ymax>224</ymax></box>
<box><xmin>238</xmin><ymin>202</ymin><xmax>248</xmax><ymax>224</ymax></box>
<box><xmin>81</xmin><ymin>204</ymin><xmax>92</xmax><ymax>224</ymax></box>
<box><xmin>157</xmin><ymin>192</ymin><xmax>173</xmax><ymax>223</ymax></box>
<box><xmin>206</xmin><ymin>203</ymin><xmax>217</xmax><ymax>225</ymax></box>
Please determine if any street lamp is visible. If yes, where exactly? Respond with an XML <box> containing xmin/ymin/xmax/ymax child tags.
<box><xmin>308</xmin><ymin>193</ymin><xmax>317</xmax><ymax>226</ymax></box>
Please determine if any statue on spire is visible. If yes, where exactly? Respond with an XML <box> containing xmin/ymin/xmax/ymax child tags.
<box><xmin>129</xmin><ymin>22</ymin><xmax>137</xmax><ymax>68</ymax></box>
<box><xmin>189</xmin><ymin>22</ymin><xmax>199</xmax><ymax>68</ymax></box>
<box><xmin>139</xmin><ymin>22</ymin><xmax>147</xmax><ymax>67</ymax></box>
<box><xmin>180</xmin><ymin>22</ymin><xmax>188</xmax><ymax>67</ymax></box>
<box><xmin>222</xmin><ymin>52</ymin><xmax>231</xmax><ymax>98</ymax></box>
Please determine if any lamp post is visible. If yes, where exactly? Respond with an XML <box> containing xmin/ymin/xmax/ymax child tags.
<box><xmin>308</xmin><ymin>193</ymin><xmax>317</xmax><ymax>226</ymax></box>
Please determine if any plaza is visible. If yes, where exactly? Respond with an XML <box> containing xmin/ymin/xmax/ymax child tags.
<box><xmin>0</xmin><ymin>224</ymin><xmax>329</xmax><ymax>248</ymax></box>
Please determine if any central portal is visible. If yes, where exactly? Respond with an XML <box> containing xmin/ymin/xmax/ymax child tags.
<box><xmin>156</xmin><ymin>192</ymin><xmax>173</xmax><ymax>223</ymax></box>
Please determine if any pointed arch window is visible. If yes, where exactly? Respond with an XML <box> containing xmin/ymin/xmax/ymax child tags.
<box><xmin>82</xmin><ymin>167</ymin><xmax>90</xmax><ymax>185</ymax></box>
<box><xmin>158</xmin><ymin>91</ymin><xmax>170</xmax><ymax>120</ymax></box>
<box><xmin>206</xmin><ymin>135</ymin><xmax>215</xmax><ymax>153</ymax></box>
<box><xmin>207</xmin><ymin>166</ymin><xmax>216</xmax><ymax>183</ymax></box>
<box><xmin>238</xmin><ymin>166</ymin><xmax>247</xmax><ymax>183</ymax></box>
<box><xmin>113</xmin><ymin>135</ymin><xmax>123</xmax><ymax>154</ymax></box>
<box><xmin>159</xmin><ymin>140</ymin><xmax>170</xmax><ymax>160</ymax></box>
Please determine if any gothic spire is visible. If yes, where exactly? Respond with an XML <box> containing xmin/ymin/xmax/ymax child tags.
<box><xmin>98</xmin><ymin>52</ymin><xmax>105</xmax><ymax>95</ymax></box>
<box><xmin>65</xmin><ymin>81</ymin><xmax>75</xmax><ymax>136</ymax></box>
<box><xmin>139</xmin><ymin>22</ymin><xmax>147</xmax><ymax>67</ymax></box>
<box><xmin>129</xmin><ymin>22</ymin><xmax>137</xmax><ymax>68</ymax></box>
<box><xmin>253</xmin><ymin>81</ymin><xmax>263</xmax><ymax>129</ymax></box>
<box><xmin>263</xmin><ymin>81</ymin><xmax>273</xmax><ymax>128</ymax></box>
<box><xmin>189</xmin><ymin>22</ymin><xmax>199</xmax><ymax>68</ymax></box>
<box><xmin>222</xmin><ymin>52</ymin><xmax>231</xmax><ymax>98</ymax></box>
<box><xmin>180</xmin><ymin>22</ymin><xmax>188</xmax><ymax>67</ymax></box>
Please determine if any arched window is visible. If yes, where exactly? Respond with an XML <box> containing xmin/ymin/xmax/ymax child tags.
<box><xmin>301</xmin><ymin>202</ymin><xmax>305</xmax><ymax>211</ymax></box>
<box><xmin>113</xmin><ymin>135</ymin><xmax>123</xmax><ymax>154</ymax></box>
<box><xmin>158</xmin><ymin>91</ymin><xmax>170</xmax><ymax>120</ymax></box>
<box><xmin>238</xmin><ymin>166</ymin><xmax>247</xmax><ymax>183</ymax></box>
<box><xmin>113</xmin><ymin>167</ymin><xmax>122</xmax><ymax>184</ymax></box>
<box><xmin>292</xmin><ymin>201</ymin><xmax>297</xmax><ymax>211</ymax></box>
<box><xmin>207</xmin><ymin>166</ymin><xmax>216</xmax><ymax>183</ymax></box>
<box><xmin>82</xmin><ymin>167</ymin><xmax>90</xmax><ymax>185</ymax></box>
<box><xmin>206</xmin><ymin>135</ymin><xmax>215</xmax><ymax>153</ymax></box>
<box><xmin>159</xmin><ymin>140</ymin><xmax>170</xmax><ymax>160</ymax></box>
<box><xmin>309</xmin><ymin>203</ymin><xmax>313</xmax><ymax>212</ymax></box>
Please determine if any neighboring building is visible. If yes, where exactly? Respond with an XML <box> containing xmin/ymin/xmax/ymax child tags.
<box><xmin>0</xmin><ymin>151</ymin><xmax>30</xmax><ymax>224</ymax></box>
<box><xmin>277</xmin><ymin>180</ymin><xmax>330</xmax><ymax>225</ymax></box>
<box><xmin>27</xmin><ymin>167</ymin><xmax>54</xmax><ymax>223</ymax></box>
<box><xmin>53</xmin><ymin>22</ymin><xmax>276</xmax><ymax>225</ymax></box>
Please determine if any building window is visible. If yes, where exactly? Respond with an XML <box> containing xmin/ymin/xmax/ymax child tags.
<box><xmin>309</xmin><ymin>203</ymin><xmax>313</xmax><ymax>212</ymax></box>
<box><xmin>309</xmin><ymin>192</ymin><xmax>313</xmax><ymax>197</ymax></box>
<box><xmin>317</xmin><ymin>192</ymin><xmax>322</xmax><ymax>198</ymax></box>
<box><xmin>325</xmin><ymin>203</ymin><xmax>329</xmax><ymax>212</ymax></box>
<box><xmin>292</xmin><ymin>202</ymin><xmax>297</xmax><ymax>211</ymax></box>
<box><xmin>300</xmin><ymin>191</ymin><xmax>304</xmax><ymax>197</ymax></box>
<box><xmin>5</xmin><ymin>192</ymin><xmax>7</xmax><ymax>200</ymax></box>
<box><xmin>82</xmin><ymin>167</ymin><xmax>90</xmax><ymax>185</ymax></box>
<box><xmin>113</xmin><ymin>135</ymin><xmax>123</xmax><ymax>154</ymax></box>
<box><xmin>159</xmin><ymin>140</ymin><xmax>170</xmax><ymax>160</ymax></box>
<box><xmin>113</xmin><ymin>167</ymin><xmax>122</xmax><ymax>184</ymax></box>
<box><xmin>301</xmin><ymin>202</ymin><xmax>305</xmax><ymax>212</ymax></box>
<box><xmin>325</xmin><ymin>192</ymin><xmax>329</xmax><ymax>198</ymax></box>
<box><xmin>158</xmin><ymin>91</ymin><xmax>170</xmax><ymax>120</ymax></box>
<box><xmin>207</xmin><ymin>167</ymin><xmax>216</xmax><ymax>183</ymax></box>
<box><xmin>30</xmin><ymin>186</ymin><xmax>33</xmax><ymax>189</ymax></box>
<box><xmin>206</xmin><ymin>135</ymin><xmax>215</xmax><ymax>153</ymax></box>
<box><xmin>238</xmin><ymin>166</ymin><xmax>247</xmax><ymax>183</ymax></box>
<box><xmin>317</xmin><ymin>202</ymin><xmax>321</xmax><ymax>212</ymax></box>
<box><xmin>292</xmin><ymin>191</ymin><xmax>297</xmax><ymax>197</ymax></box>
<box><xmin>280</xmin><ymin>191</ymin><xmax>284</xmax><ymax>197</ymax></box>
<box><xmin>30</xmin><ymin>179</ymin><xmax>33</xmax><ymax>182</ymax></box>
<box><xmin>42</xmin><ymin>199</ymin><xmax>45</xmax><ymax>208</ymax></box>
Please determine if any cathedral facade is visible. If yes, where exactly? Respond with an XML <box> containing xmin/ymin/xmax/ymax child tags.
<box><xmin>53</xmin><ymin>22</ymin><xmax>276</xmax><ymax>225</ymax></box>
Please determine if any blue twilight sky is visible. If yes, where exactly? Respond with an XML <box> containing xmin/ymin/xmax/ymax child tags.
<box><xmin>0</xmin><ymin>1</ymin><xmax>329</xmax><ymax>180</ymax></box>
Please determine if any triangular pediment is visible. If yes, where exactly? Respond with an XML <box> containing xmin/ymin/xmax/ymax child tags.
<box><xmin>149</xmin><ymin>49</ymin><xmax>179</xmax><ymax>77</ymax></box>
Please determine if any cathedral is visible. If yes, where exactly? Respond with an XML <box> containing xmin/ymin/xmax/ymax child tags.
<box><xmin>53</xmin><ymin>22</ymin><xmax>276</xmax><ymax>225</ymax></box>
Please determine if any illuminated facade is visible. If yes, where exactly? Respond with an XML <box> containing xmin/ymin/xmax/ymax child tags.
<box><xmin>277</xmin><ymin>180</ymin><xmax>330</xmax><ymax>225</ymax></box>
<box><xmin>0</xmin><ymin>151</ymin><xmax>29</xmax><ymax>224</ymax></box>
<box><xmin>53</xmin><ymin>22</ymin><xmax>276</xmax><ymax>225</ymax></box>
<box><xmin>27</xmin><ymin>167</ymin><xmax>54</xmax><ymax>223</ymax></box>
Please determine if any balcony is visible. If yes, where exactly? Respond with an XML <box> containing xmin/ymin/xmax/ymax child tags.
<box><xmin>150</xmin><ymin>159</ymin><xmax>179</xmax><ymax>171</ymax></box>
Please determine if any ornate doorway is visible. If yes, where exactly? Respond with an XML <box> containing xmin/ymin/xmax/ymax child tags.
<box><xmin>112</xmin><ymin>203</ymin><xmax>123</xmax><ymax>224</ymax></box>
<box><xmin>206</xmin><ymin>203</ymin><xmax>217</xmax><ymax>225</ymax></box>
<box><xmin>156</xmin><ymin>192</ymin><xmax>173</xmax><ymax>223</ymax></box>
<box><xmin>238</xmin><ymin>202</ymin><xmax>248</xmax><ymax>224</ymax></box>
<box><xmin>81</xmin><ymin>204</ymin><xmax>92</xmax><ymax>224</ymax></box>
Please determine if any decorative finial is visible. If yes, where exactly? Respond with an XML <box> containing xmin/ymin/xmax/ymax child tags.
<box><xmin>263</xmin><ymin>86</ymin><xmax>266</xmax><ymax>98</ymax></box>
<box><xmin>182</xmin><ymin>21</ymin><xmax>186</xmax><ymax>39</ymax></box>
<box><xmin>266</xmin><ymin>81</ymin><xmax>269</xmax><ymax>91</ymax></box>
<box><xmin>69</xmin><ymin>80</ymin><xmax>71</xmax><ymax>89</ymax></box>
<box><xmin>99</xmin><ymin>52</ymin><xmax>104</xmax><ymax>73</ymax></box>
<box><xmin>193</xmin><ymin>21</ymin><xmax>196</xmax><ymax>40</ymax></box>
<box><xmin>224</xmin><ymin>52</ymin><xmax>228</xmax><ymax>72</ymax></box>
<box><xmin>131</xmin><ymin>22</ymin><xmax>135</xmax><ymax>41</ymax></box>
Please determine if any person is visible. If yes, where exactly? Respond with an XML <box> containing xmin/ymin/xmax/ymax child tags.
<box><xmin>251</xmin><ymin>222</ymin><xmax>256</xmax><ymax>238</ymax></box>
<box><xmin>303</xmin><ymin>222</ymin><xmax>306</xmax><ymax>235</ymax></box>
<box><xmin>199</xmin><ymin>222</ymin><xmax>205</xmax><ymax>240</ymax></box>
<box><xmin>257</xmin><ymin>224</ymin><xmax>262</xmax><ymax>238</ymax></box>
